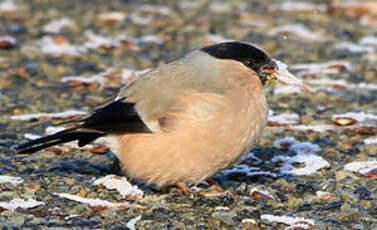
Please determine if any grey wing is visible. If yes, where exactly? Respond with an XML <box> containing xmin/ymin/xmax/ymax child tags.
<box><xmin>117</xmin><ymin>50</ymin><xmax>228</xmax><ymax>132</ymax></box>
<box><xmin>13</xmin><ymin>51</ymin><xmax>227</xmax><ymax>154</ymax></box>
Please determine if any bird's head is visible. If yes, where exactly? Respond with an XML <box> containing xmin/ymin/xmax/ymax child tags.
<box><xmin>201</xmin><ymin>41</ymin><xmax>314</xmax><ymax>92</ymax></box>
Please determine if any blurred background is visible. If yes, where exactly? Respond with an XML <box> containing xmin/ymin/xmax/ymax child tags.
<box><xmin>0</xmin><ymin>0</ymin><xmax>376</xmax><ymax>229</ymax></box>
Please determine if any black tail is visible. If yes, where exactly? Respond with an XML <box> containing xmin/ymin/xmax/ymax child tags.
<box><xmin>14</xmin><ymin>98</ymin><xmax>149</xmax><ymax>154</ymax></box>
<box><xmin>13</xmin><ymin>128</ymin><xmax>105</xmax><ymax>154</ymax></box>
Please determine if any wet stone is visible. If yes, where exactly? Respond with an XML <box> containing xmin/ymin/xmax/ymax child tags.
<box><xmin>9</xmin><ymin>215</ymin><xmax>25</xmax><ymax>226</ymax></box>
<box><xmin>296</xmin><ymin>203</ymin><xmax>314</xmax><ymax>212</ymax></box>
<box><xmin>294</xmin><ymin>182</ymin><xmax>317</xmax><ymax>195</ymax></box>
<box><xmin>354</xmin><ymin>186</ymin><xmax>371</xmax><ymax>200</ymax></box>
<box><xmin>319</xmin><ymin>200</ymin><xmax>344</xmax><ymax>211</ymax></box>
<box><xmin>212</xmin><ymin>211</ymin><xmax>238</xmax><ymax>226</ymax></box>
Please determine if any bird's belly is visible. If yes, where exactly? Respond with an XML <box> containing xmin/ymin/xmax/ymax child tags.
<box><xmin>109</xmin><ymin>100</ymin><xmax>267</xmax><ymax>187</ymax></box>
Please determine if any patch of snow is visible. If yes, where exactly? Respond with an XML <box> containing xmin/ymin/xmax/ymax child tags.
<box><xmin>250</xmin><ymin>187</ymin><xmax>272</xmax><ymax>198</ymax></box>
<box><xmin>45</xmin><ymin>126</ymin><xmax>67</xmax><ymax>135</ymax></box>
<box><xmin>240</xmin><ymin>152</ymin><xmax>263</xmax><ymax>164</ymax></box>
<box><xmin>268</xmin><ymin>112</ymin><xmax>300</xmax><ymax>125</ymax></box>
<box><xmin>290</xmin><ymin>142</ymin><xmax>321</xmax><ymax>154</ymax></box>
<box><xmin>0</xmin><ymin>35</ymin><xmax>16</xmax><ymax>45</ymax></box>
<box><xmin>24</xmin><ymin>133</ymin><xmax>41</xmax><ymax>140</ymax></box>
<box><xmin>307</xmin><ymin>78</ymin><xmax>377</xmax><ymax>91</ymax></box>
<box><xmin>137</xmin><ymin>35</ymin><xmax>163</xmax><ymax>44</ymax></box>
<box><xmin>138</xmin><ymin>4</ymin><xmax>171</xmax><ymax>15</ymax></box>
<box><xmin>10</xmin><ymin>110</ymin><xmax>87</xmax><ymax>121</ymax></box>
<box><xmin>364</xmin><ymin>137</ymin><xmax>377</xmax><ymax>145</ymax></box>
<box><xmin>243</xmin><ymin>19</ymin><xmax>268</xmax><ymax>28</ymax></box>
<box><xmin>126</xmin><ymin>215</ymin><xmax>142</xmax><ymax>230</ymax></box>
<box><xmin>83</xmin><ymin>31</ymin><xmax>164</xmax><ymax>49</ymax></box>
<box><xmin>261</xmin><ymin>214</ymin><xmax>314</xmax><ymax>228</ymax></box>
<box><xmin>221</xmin><ymin>164</ymin><xmax>277</xmax><ymax>178</ymax></box>
<box><xmin>291</xmin><ymin>60</ymin><xmax>353</xmax><ymax>77</ymax></box>
<box><xmin>97</xmin><ymin>12</ymin><xmax>126</xmax><ymax>23</ymax></box>
<box><xmin>272</xmin><ymin>138</ymin><xmax>328</xmax><ymax>176</ymax></box>
<box><xmin>129</xmin><ymin>14</ymin><xmax>153</xmax><ymax>25</ymax></box>
<box><xmin>94</xmin><ymin>175</ymin><xmax>143</xmax><ymax>198</ymax></box>
<box><xmin>316</xmin><ymin>191</ymin><xmax>337</xmax><ymax>200</ymax></box>
<box><xmin>43</xmin><ymin>18</ymin><xmax>75</xmax><ymax>34</ymax></box>
<box><xmin>356</xmin><ymin>82</ymin><xmax>377</xmax><ymax>90</ymax></box>
<box><xmin>83</xmin><ymin>30</ymin><xmax>120</xmax><ymax>50</ymax></box>
<box><xmin>61</xmin><ymin>73</ymin><xmax>107</xmax><ymax>86</ymax></box>
<box><xmin>0</xmin><ymin>0</ymin><xmax>17</xmax><ymax>13</ymax></box>
<box><xmin>118</xmin><ymin>34</ymin><xmax>163</xmax><ymax>45</ymax></box>
<box><xmin>269</xmin><ymin>1</ymin><xmax>326</xmax><ymax>12</ymax></box>
<box><xmin>272</xmin><ymin>152</ymin><xmax>329</xmax><ymax>176</ymax></box>
<box><xmin>38</xmin><ymin>36</ymin><xmax>81</xmax><ymax>57</ymax></box>
<box><xmin>332</xmin><ymin>111</ymin><xmax>377</xmax><ymax>123</ymax></box>
<box><xmin>64</xmin><ymin>214</ymin><xmax>81</xmax><ymax>220</ymax></box>
<box><xmin>0</xmin><ymin>199</ymin><xmax>44</xmax><ymax>212</ymax></box>
<box><xmin>245</xmin><ymin>171</ymin><xmax>277</xmax><ymax>177</ymax></box>
<box><xmin>288</xmin><ymin>124</ymin><xmax>336</xmax><ymax>132</ymax></box>
<box><xmin>316</xmin><ymin>191</ymin><xmax>331</xmax><ymax>196</ymax></box>
<box><xmin>344</xmin><ymin>161</ymin><xmax>377</xmax><ymax>175</ymax></box>
<box><xmin>334</xmin><ymin>41</ymin><xmax>374</xmax><ymax>53</ymax></box>
<box><xmin>0</xmin><ymin>175</ymin><xmax>23</xmax><ymax>185</ymax></box>
<box><xmin>54</xmin><ymin>193</ymin><xmax>129</xmax><ymax>209</ymax></box>
<box><xmin>285</xmin><ymin>223</ymin><xmax>314</xmax><ymax>230</ymax></box>
<box><xmin>360</xmin><ymin>36</ymin><xmax>377</xmax><ymax>45</ymax></box>
<box><xmin>121</xmin><ymin>68</ymin><xmax>151</xmax><ymax>83</ymax></box>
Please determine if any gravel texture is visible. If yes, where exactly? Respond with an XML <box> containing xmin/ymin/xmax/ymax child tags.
<box><xmin>0</xmin><ymin>0</ymin><xmax>377</xmax><ymax>229</ymax></box>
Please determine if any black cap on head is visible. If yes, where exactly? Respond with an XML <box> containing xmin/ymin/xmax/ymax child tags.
<box><xmin>201</xmin><ymin>42</ymin><xmax>276</xmax><ymax>78</ymax></box>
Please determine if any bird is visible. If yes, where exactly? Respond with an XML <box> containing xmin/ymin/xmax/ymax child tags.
<box><xmin>14</xmin><ymin>41</ymin><xmax>312</xmax><ymax>190</ymax></box>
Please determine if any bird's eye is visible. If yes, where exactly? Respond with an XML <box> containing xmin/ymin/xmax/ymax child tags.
<box><xmin>244</xmin><ymin>59</ymin><xmax>252</xmax><ymax>66</ymax></box>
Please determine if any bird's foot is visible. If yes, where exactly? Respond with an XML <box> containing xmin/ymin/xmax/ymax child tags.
<box><xmin>198</xmin><ymin>178</ymin><xmax>230</xmax><ymax>197</ymax></box>
<box><xmin>173</xmin><ymin>182</ymin><xmax>196</xmax><ymax>195</ymax></box>
<box><xmin>166</xmin><ymin>180</ymin><xmax>230</xmax><ymax>196</ymax></box>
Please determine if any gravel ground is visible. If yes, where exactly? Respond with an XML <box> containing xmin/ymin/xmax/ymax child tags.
<box><xmin>0</xmin><ymin>0</ymin><xmax>377</xmax><ymax>229</ymax></box>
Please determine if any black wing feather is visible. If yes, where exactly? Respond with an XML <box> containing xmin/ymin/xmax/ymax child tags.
<box><xmin>14</xmin><ymin>98</ymin><xmax>149</xmax><ymax>154</ymax></box>
<box><xmin>82</xmin><ymin>98</ymin><xmax>148</xmax><ymax>133</ymax></box>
